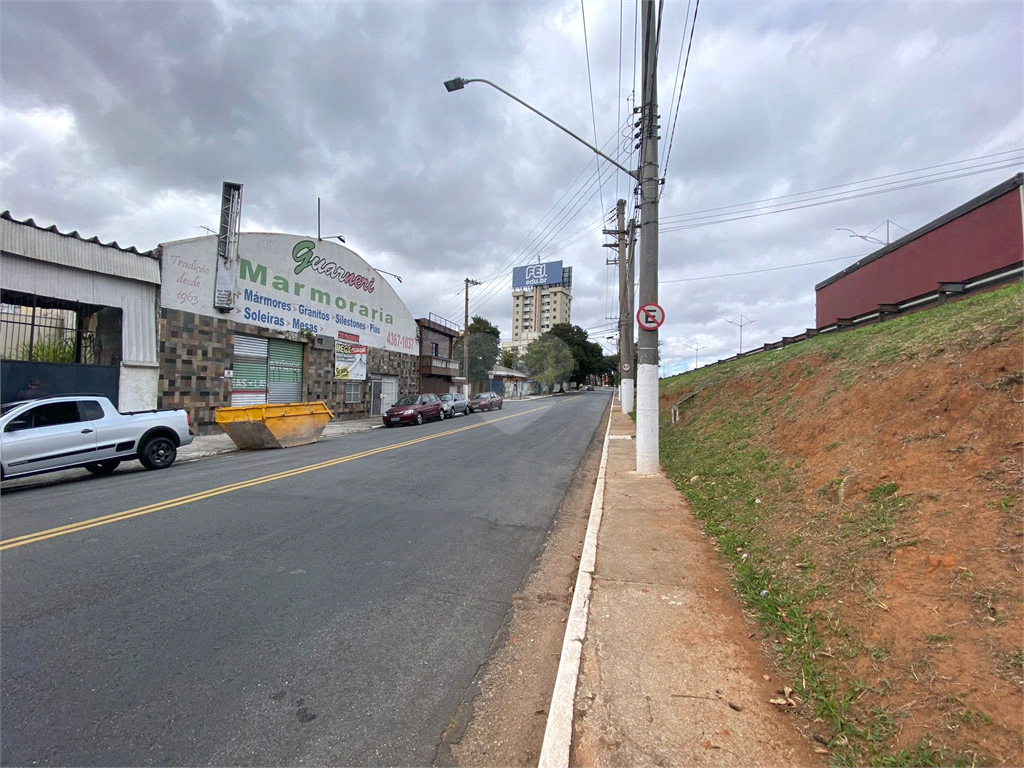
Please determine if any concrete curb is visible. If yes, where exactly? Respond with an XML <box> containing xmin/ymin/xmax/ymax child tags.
<box><xmin>537</xmin><ymin>392</ymin><xmax>615</xmax><ymax>768</ymax></box>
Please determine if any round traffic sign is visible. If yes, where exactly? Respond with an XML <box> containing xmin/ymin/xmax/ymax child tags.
<box><xmin>621</xmin><ymin>362</ymin><xmax>631</xmax><ymax>372</ymax></box>
<box><xmin>636</xmin><ymin>302</ymin><xmax>665</xmax><ymax>331</ymax></box>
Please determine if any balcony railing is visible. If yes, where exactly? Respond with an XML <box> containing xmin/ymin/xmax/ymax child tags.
<box><xmin>420</xmin><ymin>355</ymin><xmax>460</xmax><ymax>377</ymax></box>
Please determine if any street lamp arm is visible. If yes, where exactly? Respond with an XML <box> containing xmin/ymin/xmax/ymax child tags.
<box><xmin>446</xmin><ymin>77</ymin><xmax>639</xmax><ymax>180</ymax></box>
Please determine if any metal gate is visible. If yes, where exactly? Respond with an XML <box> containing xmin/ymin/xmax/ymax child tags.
<box><xmin>267</xmin><ymin>339</ymin><xmax>303</xmax><ymax>403</ymax></box>
<box><xmin>369</xmin><ymin>376</ymin><xmax>398</xmax><ymax>416</ymax></box>
<box><xmin>1</xmin><ymin>360</ymin><xmax>119</xmax><ymax>404</ymax></box>
<box><xmin>231</xmin><ymin>335</ymin><xmax>268</xmax><ymax>405</ymax></box>
<box><xmin>370</xmin><ymin>379</ymin><xmax>383</xmax><ymax>415</ymax></box>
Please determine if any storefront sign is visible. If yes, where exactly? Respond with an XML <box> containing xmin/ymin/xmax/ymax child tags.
<box><xmin>161</xmin><ymin>233</ymin><xmax>418</xmax><ymax>353</ymax></box>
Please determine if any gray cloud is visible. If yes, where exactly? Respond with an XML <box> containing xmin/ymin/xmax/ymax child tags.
<box><xmin>2</xmin><ymin>0</ymin><xmax>1020</xmax><ymax>375</ymax></box>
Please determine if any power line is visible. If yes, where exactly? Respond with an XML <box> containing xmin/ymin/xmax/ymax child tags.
<box><xmin>660</xmin><ymin>254</ymin><xmax>860</xmax><ymax>284</ymax></box>
<box><xmin>660</xmin><ymin>0</ymin><xmax>691</xmax><ymax>170</ymax></box>
<box><xmin>437</xmin><ymin>120</ymin><xmax>633</xmax><ymax>319</ymax></box>
<box><xmin>659</xmin><ymin>161</ymin><xmax>1021</xmax><ymax>233</ymax></box>
<box><xmin>580</xmin><ymin>0</ymin><xmax>606</xmax><ymax>216</ymax></box>
<box><xmin>662</xmin><ymin>0</ymin><xmax>699</xmax><ymax>185</ymax></box>
<box><xmin>442</xmin><ymin>120</ymin><xmax>637</xmax><ymax>318</ymax></box>
<box><xmin>616</xmin><ymin>0</ymin><xmax>624</xmax><ymax>201</ymax></box>
<box><xmin>662</xmin><ymin>149</ymin><xmax>1023</xmax><ymax>223</ymax></box>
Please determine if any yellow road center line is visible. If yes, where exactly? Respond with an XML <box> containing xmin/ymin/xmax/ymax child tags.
<box><xmin>1</xmin><ymin>406</ymin><xmax>550</xmax><ymax>551</ymax></box>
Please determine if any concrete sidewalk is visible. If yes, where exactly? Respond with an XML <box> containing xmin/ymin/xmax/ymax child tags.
<box><xmin>560</xmin><ymin>409</ymin><xmax>821</xmax><ymax>767</ymax></box>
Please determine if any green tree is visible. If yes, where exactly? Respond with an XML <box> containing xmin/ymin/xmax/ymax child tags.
<box><xmin>523</xmin><ymin>334</ymin><xmax>574</xmax><ymax>393</ymax></box>
<box><xmin>548</xmin><ymin>323</ymin><xmax>605</xmax><ymax>387</ymax></box>
<box><xmin>499</xmin><ymin>347</ymin><xmax>519</xmax><ymax>369</ymax></box>
<box><xmin>453</xmin><ymin>315</ymin><xmax>501</xmax><ymax>384</ymax></box>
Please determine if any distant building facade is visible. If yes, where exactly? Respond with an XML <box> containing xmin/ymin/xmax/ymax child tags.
<box><xmin>416</xmin><ymin>314</ymin><xmax>463</xmax><ymax>394</ymax></box>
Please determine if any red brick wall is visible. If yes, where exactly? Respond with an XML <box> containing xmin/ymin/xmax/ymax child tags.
<box><xmin>816</xmin><ymin>188</ymin><xmax>1022</xmax><ymax>327</ymax></box>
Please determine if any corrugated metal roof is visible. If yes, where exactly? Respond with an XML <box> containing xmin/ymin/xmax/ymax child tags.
<box><xmin>1</xmin><ymin>211</ymin><xmax>160</xmax><ymax>284</ymax></box>
<box><xmin>1</xmin><ymin>210</ymin><xmax>156</xmax><ymax>256</ymax></box>
<box><xmin>815</xmin><ymin>173</ymin><xmax>1024</xmax><ymax>291</ymax></box>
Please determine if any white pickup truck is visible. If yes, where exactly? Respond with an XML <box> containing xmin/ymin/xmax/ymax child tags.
<box><xmin>0</xmin><ymin>395</ymin><xmax>193</xmax><ymax>480</ymax></box>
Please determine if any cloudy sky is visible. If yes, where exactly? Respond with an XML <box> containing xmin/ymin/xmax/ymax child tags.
<box><xmin>3</xmin><ymin>0</ymin><xmax>1021</xmax><ymax>374</ymax></box>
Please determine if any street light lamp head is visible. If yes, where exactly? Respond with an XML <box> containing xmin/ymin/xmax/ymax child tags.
<box><xmin>444</xmin><ymin>77</ymin><xmax>467</xmax><ymax>93</ymax></box>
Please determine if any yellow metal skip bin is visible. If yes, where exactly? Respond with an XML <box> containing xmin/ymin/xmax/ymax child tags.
<box><xmin>215</xmin><ymin>402</ymin><xmax>334</xmax><ymax>449</ymax></box>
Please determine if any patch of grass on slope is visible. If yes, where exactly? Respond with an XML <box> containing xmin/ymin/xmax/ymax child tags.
<box><xmin>659</xmin><ymin>283</ymin><xmax>1021</xmax><ymax>766</ymax></box>
<box><xmin>660</xmin><ymin>283</ymin><xmax>1022</xmax><ymax>399</ymax></box>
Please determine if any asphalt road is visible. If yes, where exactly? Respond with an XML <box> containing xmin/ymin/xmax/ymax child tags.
<box><xmin>0</xmin><ymin>391</ymin><xmax>611</xmax><ymax>767</ymax></box>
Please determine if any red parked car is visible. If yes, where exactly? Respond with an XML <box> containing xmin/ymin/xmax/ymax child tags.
<box><xmin>467</xmin><ymin>392</ymin><xmax>503</xmax><ymax>412</ymax></box>
<box><xmin>383</xmin><ymin>393</ymin><xmax>444</xmax><ymax>426</ymax></box>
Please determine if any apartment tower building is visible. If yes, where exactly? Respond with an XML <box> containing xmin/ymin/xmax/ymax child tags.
<box><xmin>508</xmin><ymin>261</ymin><xmax>572</xmax><ymax>352</ymax></box>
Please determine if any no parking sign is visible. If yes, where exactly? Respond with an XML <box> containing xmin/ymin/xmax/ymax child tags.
<box><xmin>637</xmin><ymin>303</ymin><xmax>665</xmax><ymax>331</ymax></box>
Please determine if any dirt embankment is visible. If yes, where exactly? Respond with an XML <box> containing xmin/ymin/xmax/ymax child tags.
<box><xmin>660</xmin><ymin>284</ymin><xmax>1023</xmax><ymax>766</ymax></box>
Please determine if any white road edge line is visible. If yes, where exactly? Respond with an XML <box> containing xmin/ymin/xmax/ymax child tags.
<box><xmin>538</xmin><ymin>389</ymin><xmax>615</xmax><ymax>768</ymax></box>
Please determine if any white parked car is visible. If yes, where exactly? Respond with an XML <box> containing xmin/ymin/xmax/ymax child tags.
<box><xmin>0</xmin><ymin>395</ymin><xmax>193</xmax><ymax>480</ymax></box>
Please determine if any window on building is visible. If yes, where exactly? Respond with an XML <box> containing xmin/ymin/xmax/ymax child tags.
<box><xmin>344</xmin><ymin>381</ymin><xmax>362</xmax><ymax>403</ymax></box>
<box><xmin>430</xmin><ymin>342</ymin><xmax>439</xmax><ymax>357</ymax></box>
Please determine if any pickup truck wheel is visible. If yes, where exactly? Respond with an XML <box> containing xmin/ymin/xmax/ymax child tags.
<box><xmin>140</xmin><ymin>435</ymin><xmax>177</xmax><ymax>470</ymax></box>
<box><xmin>85</xmin><ymin>459</ymin><xmax>121</xmax><ymax>476</ymax></box>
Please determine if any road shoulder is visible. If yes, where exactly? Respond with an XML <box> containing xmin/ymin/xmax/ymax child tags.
<box><xmin>436</xmin><ymin>399</ymin><xmax>611</xmax><ymax>767</ymax></box>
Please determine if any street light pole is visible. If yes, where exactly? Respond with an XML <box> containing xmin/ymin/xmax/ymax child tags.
<box><xmin>445</xmin><ymin>30</ymin><xmax>660</xmax><ymax>474</ymax></box>
<box><xmin>635</xmin><ymin>0</ymin><xmax>661</xmax><ymax>475</ymax></box>
<box><xmin>444</xmin><ymin>78</ymin><xmax>638</xmax><ymax>180</ymax></box>
<box><xmin>724</xmin><ymin>315</ymin><xmax>755</xmax><ymax>354</ymax></box>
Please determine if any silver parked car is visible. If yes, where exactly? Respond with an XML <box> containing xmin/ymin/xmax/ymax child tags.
<box><xmin>439</xmin><ymin>392</ymin><xmax>470</xmax><ymax>417</ymax></box>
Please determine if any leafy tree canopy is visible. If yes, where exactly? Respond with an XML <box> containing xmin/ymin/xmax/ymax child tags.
<box><xmin>499</xmin><ymin>348</ymin><xmax>519</xmax><ymax>369</ymax></box>
<box><xmin>523</xmin><ymin>334</ymin><xmax>574</xmax><ymax>392</ymax></box>
<box><xmin>467</xmin><ymin>316</ymin><xmax>500</xmax><ymax>338</ymax></box>
<box><xmin>548</xmin><ymin>323</ymin><xmax>605</xmax><ymax>386</ymax></box>
<box><xmin>453</xmin><ymin>315</ymin><xmax>501</xmax><ymax>383</ymax></box>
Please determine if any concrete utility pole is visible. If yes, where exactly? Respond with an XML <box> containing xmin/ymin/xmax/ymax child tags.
<box><xmin>606</xmin><ymin>199</ymin><xmax>636</xmax><ymax>414</ymax></box>
<box><xmin>603</xmin><ymin>199</ymin><xmax>635</xmax><ymax>414</ymax></box>
<box><xmin>464</xmin><ymin>278</ymin><xmax>481</xmax><ymax>396</ymax></box>
<box><xmin>636</xmin><ymin>0</ymin><xmax>661</xmax><ymax>474</ymax></box>
<box><xmin>624</xmin><ymin>218</ymin><xmax>636</xmax><ymax>413</ymax></box>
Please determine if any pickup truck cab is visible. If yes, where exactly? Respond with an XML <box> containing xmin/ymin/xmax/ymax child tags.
<box><xmin>0</xmin><ymin>395</ymin><xmax>193</xmax><ymax>480</ymax></box>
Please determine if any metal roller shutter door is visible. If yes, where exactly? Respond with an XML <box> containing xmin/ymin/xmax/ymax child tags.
<box><xmin>232</xmin><ymin>335</ymin><xmax>268</xmax><ymax>406</ymax></box>
<box><xmin>267</xmin><ymin>338</ymin><xmax>304</xmax><ymax>403</ymax></box>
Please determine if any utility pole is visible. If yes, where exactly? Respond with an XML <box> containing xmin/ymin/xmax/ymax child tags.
<box><xmin>625</xmin><ymin>218</ymin><xmax>636</xmax><ymax>412</ymax></box>
<box><xmin>464</xmin><ymin>278</ymin><xmax>481</xmax><ymax>396</ymax></box>
<box><xmin>603</xmin><ymin>199</ymin><xmax>635</xmax><ymax>414</ymax></box>
<box><xmin>724</xmin><ymin>315</ymin><xmax>755</xmax><ymax>354</ymax></box>
<box><xmin>636</xmin><ymin>0</ymin><xmax>661</xmax><ymax>474</ymax></box>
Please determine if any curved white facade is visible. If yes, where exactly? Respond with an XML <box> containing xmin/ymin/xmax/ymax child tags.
<box><xmin>160</xmin><ymin>233</ymin><xmax>418</xmax><ymax>353</ymax></box>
